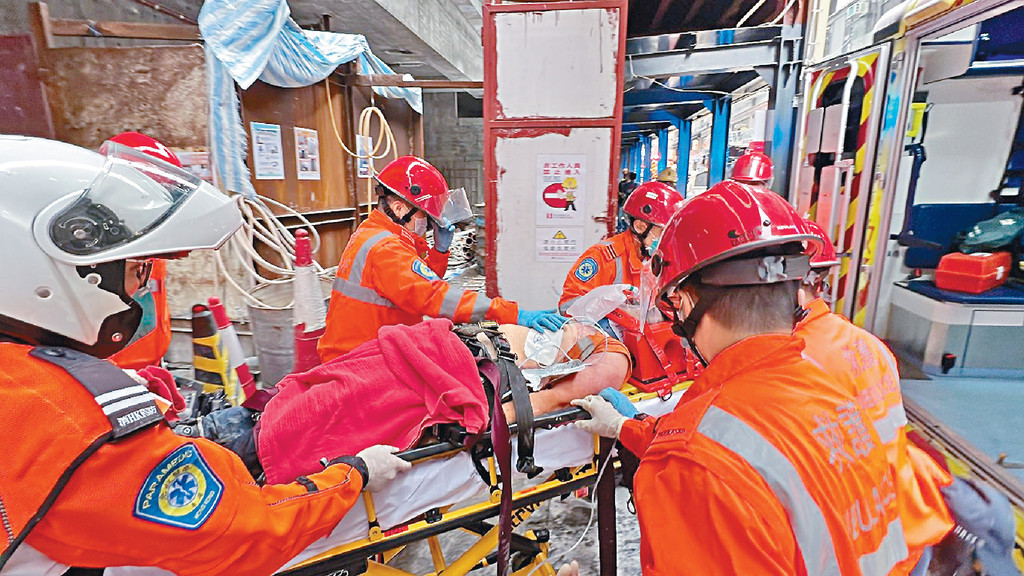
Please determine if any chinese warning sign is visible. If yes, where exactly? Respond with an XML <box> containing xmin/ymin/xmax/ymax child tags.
<box><xmin>536</xmin><ymin>154</ymin><xmax>586</xmax><ymax>226</ymax></box>
<box><xmin>536</xmin><ymin>227</ymin><xmax>583</xmax><ymax>262</ymax></box>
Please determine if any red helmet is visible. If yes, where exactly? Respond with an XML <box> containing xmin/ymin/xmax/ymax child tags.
<box><xmin>650</xmin><ymin>180</ymin><xmax>820</xmax><ymax>298</ymax></box>
<box><xmin>731</xmin><ymin>151</ymin><xmax>772</xmax><ymax>184</ymax></box>
<box><xmin>375</xmin><ymin>155</ymin><xmax>450</xmax><ymax>222</ymax></box>
<box><xmin>804</xmin><ymin>219</ymin><xmax>840</xmax><ymax>269</ymax></box>
<box><xmin>108</xmin><ymin>131</ymin><xmax>182</xmax><ymax>167</ymax></box>
<box><xmin>623</xmin><ymin>181</ymin><xmax>685</xmax><ymax>226</ymax></box>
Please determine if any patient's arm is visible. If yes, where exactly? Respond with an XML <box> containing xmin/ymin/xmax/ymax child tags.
<box><xmin>499</xmin><ymin>323</ymin><xmax>630</xmax><ymax>420</ymax></box>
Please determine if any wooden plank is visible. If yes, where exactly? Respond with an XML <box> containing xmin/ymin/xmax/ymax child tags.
<box><xmin>48</xmin><ymin>18</ymin><xmax>201</xmax><ymax>41</ymax></box>
<box><xmin>28</xmin><ymin>2</ymin><xmax>55</xmax><ymax>51</ymax></box>
<box><xmin>347</xmin><ymin>75</ymin><xmax>484</xmax><ymax>90</ymax></box>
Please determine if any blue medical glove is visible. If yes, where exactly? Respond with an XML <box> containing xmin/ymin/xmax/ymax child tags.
<box><xmin>598</xmin><ymin>387</ymin><xmax>638</xmax><ymax>418</ymax></box>
<box><xmin>431</xmin><ymin>219</ymin><xmax>456</xmax><ymax>253</ymax></box>
<box><xmin>517</xmin><ymin>308</ymin><xmax>568</xmax><ymax>332</ymax></box>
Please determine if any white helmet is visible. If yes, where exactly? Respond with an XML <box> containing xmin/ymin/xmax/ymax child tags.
<box><xmin>0</xmin><ymin>136</ymin><xmax>242</xmax><ymax>357</ymax></box>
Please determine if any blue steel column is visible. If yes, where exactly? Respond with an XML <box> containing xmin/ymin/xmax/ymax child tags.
<box><xmin>707</xmin><ymin>97</ymin><xmax>731</xmax><ymax>186</ymax></box>
<box><xmin>641</xmin><ymin>135</ymin><xmax>653</xmax><ymax>182</ymax></box>
<box><xmin>678</xmin><ymin>120</ymin><xmax>691</xmax><ymax>197</ymax></box>
<box><xmin>632</xmin><ymin>141</ymin><xmax>642</xmax><ymax>178</ymax></box>
<box><xmin>657</xmin><ymin>127</ymin><xmax>669</xmax><ymax>174</ymax></box>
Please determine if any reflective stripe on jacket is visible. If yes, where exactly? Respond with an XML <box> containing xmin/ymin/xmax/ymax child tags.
<box><xmin>1</xmin><ymin>342</ymin><xmax>364</xmax><ymax>576</ymax></box>
<box><xmin>559</xmin><ymin>231</ymin><xmax>643</xmax><ymax>314</ymax></box>
<box><xmin>318</xmin><ymin>210</ymin><xmax>518</xmax><ymax>362</ymax></box>
<box><xmin>620</xmin><ymin>334</ymin><xmax>911</xmax><ymax>575</ymax></box>
<box><xmin>796</xmin><ymin>298</ymin><xmax>954</xmax><ymax>567</ymax></box>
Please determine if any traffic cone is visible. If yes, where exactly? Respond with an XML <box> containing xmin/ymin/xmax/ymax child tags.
<box><xmin>191</xmin><ymin>303</ymin><xmax>243</xmax><ymax>406</ymax></box>
<box><xmin>292</xmin><ymin>229</ymin><xmax>327</xmax><ymax>373</ymax></box>
<box><xmin>207</xmin><ymin>296</ymin><xmax>256</xmax><ymax>403</ymax></box>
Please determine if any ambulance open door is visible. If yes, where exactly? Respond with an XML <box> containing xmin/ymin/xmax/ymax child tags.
<box><xmin>791</xmin><ymin>45</ymin><xmax>890</xmax><ymax>323</ymax></box>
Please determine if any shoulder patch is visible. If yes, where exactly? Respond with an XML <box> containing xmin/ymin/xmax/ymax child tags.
<box><xmin>574</xmin><ymin>257</ymin><xmax>600</xmax><ymax>282</ymax></box>
<box><xmin>134</xmin><ymin>443</ymin><xmax>223</xmax><ymax>530</ymax></box>
<box><xmin>412</xmin><ymin>259</ymin><xmax>441</xmax><ymax>281</ymax></box>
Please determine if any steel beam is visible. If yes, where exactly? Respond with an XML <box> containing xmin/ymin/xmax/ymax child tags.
<box><xmin>642</xmin><ymin>136</ymin><xmax>653</xmax><ymax>182</ymax></box>
<box><xmin>761</xmin><ymin>24</ymin><xmax>802</xmax><ymax>196</ymax></box>
<box><xmin>706</xmin><ymin>97</ymin><xmax>731</xmax><ymax>186</ymax></box>
<box><xmin>624</xmin><ymin>88</ymin><xmax>715</xmax><ymax>108</ymax></box>
<box><xmin>627</xmin><ymin>41</ymin><xmax>781</xmax><ymax>80</ymax></box>
<box><xmin>678</xmin><ymin>119</ymin><xmax>691</xmax><ymax>196</ymax></box>
<box><xmin>658</xmin><ymin>127</ymin><xmax>669</xmax><ymax>174</ymax></box>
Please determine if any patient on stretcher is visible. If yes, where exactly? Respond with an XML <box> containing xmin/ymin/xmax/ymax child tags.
<box><xmin>191</xmin><ymin>318</ymin><xmax>629</xmax><ymax>484</ymax></box>
<box><xmin>496</xmin><ymin>322</ymin><xmax>630</xmax><ymax>421</ymax></box>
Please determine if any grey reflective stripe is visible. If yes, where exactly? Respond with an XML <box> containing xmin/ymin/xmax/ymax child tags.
<box><xmin>332</xmin><ymin>276</ymin><xmax>395</xmax><ymax>307</ymax></box>
<box><xmin>349</xmin><ymin>231</ymin><xmax>392</xmax><ymax>284</ymax></box>
<box><xmin>613</xmin><ymin>259</ymin><xmax>623</xmax><ymax>285</ymax></box>
<box><xmin>559</xmin><ymin>297</ymin><xmax>579</xmax><ymax>315</ymax></box>
<box><xmin>439</xmin><ymin>288</ymin><xmax>462</xmax><ymax>319</ymax></box>
<box><xmin>871</xmin><ymin>404</ymin><xmax>908</xmax><ymax>445</ymax></box>
<box><xmin>697</xmin><ymin>406</ymin><xmax>842</xmax><ymax>576</ymax></box>
<box><xmin>858</xmin><ymin>518</ymin><xmax>908</xmax><ymax>576</ymax></box>
<box><xmin>471</xmin><ymin>295</ymin><xmax>492</xmax><ymax>322</ymax></box>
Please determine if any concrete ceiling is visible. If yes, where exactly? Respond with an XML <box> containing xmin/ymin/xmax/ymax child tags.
<box><xmin>2</xmin><ymin>0</ymin><xmax>792</xmax><ymax>81</ymax></box>
<box><xmin>1</xmin><ymin>0</ymin><xmax>484</xmax><ymax>81</ymax></box>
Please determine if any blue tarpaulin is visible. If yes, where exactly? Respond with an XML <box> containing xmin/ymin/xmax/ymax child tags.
<box><xmin>199</xmin><ymin>0</ymin><xmax>422</xmax><ymax>197</ymax></box>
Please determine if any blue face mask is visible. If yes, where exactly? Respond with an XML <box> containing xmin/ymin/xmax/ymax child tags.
<box><xmin>649</xmin><ymin>238</ymin><xmax>660</xmax><ymax>253</ymax></box>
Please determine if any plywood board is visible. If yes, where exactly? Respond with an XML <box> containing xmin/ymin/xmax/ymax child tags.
<box><xmin>494</xmin><ymin>8</ymin><xmax>619</xmax><ymax>119</ymax></box>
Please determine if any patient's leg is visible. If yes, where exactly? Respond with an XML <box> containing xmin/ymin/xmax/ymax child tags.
<box><xmin>499</xmin><ymin>323</ymin><xmax>630</xmax><ymax>420</ymax></box>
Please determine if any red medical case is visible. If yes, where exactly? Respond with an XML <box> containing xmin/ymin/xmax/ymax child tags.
<box><xmin>621</xmin><ymin>321</ymin><xmax>700</xmax><ymax>394</ymax></box>
<box><xmin>935</xmin><ymin>251</ymin><xmax>1011</xmax><ymax>294</ymax></box>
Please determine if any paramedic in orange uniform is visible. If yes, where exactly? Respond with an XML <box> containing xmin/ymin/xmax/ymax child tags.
<box><xmin>318</xmin><ymin>156</ymin><xmax>567</xmax><ymax>362</ymax></box>
<box><xmin>105</xmin><ymin>132</ymin><xmax>180</xmax><ymax>371</ymax></box>
<box><xmin>797</xmin><ymin>219</ymin><xmax>954</xmax><ymax>571</ymax></box>
<box><xmin>0</xmin><ymin>137</ymin><xmax>410</xmax><ymax>575</ymax></box>
<box><xmin>574</xmin><ymin>181</ymin><xmax>914</xmax><ymax>575</ymax></box>
<box><xmin>558</xmin><ymin>181</ymin><xmax>684</xmax><ymax>318</ymax></box>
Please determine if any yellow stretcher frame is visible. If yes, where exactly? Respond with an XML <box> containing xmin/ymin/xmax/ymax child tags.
<box><xmin>278</xmin><ymin>383</ymin><xmax>692</xmax><ymax>576</ymax></box>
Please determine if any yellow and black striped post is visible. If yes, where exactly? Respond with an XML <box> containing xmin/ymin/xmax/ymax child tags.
<box><xmin>191</xmin><ymin>303</ymin><xmax>242</xmax><ymax>405</ymax></box>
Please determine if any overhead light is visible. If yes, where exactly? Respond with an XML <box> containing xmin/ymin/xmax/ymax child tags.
<box><xmin>383</xmin><ymin>48</ymin><xmax>414</xmax><ymax>55</ymax></box>
<box><xmin>393</xmin><ymin>61</ymin><xmax>425</xmax><ymax>67</ymax></box>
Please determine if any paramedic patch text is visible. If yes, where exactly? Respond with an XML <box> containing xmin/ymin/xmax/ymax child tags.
<box><xmin>134</xmin><ymin>443</ymin><xmax>224</xmax><ymax>529</ymax></box>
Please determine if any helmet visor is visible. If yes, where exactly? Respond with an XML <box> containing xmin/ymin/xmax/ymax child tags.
<box><xmin>441</xmin><ymin>187</ymin><xmax>474</xmax><ymax>225</ymax></box>
<box><xmin>637</xmin><ymin>259</ymin><xmax>661</xmax><ymax>332</ymax></box>
<box><xmin>49</xmin><ymin>142</ymin><xmax>200</xmax><ymax>256</ymax></box>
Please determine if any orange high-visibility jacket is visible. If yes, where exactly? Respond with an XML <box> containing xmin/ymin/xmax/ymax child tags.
<box><xmin>796</xmin><ymin>298</ymin><xmax>954</xmax><ymax>566</ymax></box>
<box><xmin>108</xmin><ymin>259</ymin><xmax>172</xmax><ymax>370</ymax></box>
<box><xmin>558</xmin><ymin>231</ymin><xmax>644</xmax><ymax>314</ymax></box>
<box><xmin>619</xmin><ymin>334</ymin><xmax>910</xmax><ymax>576</ymax></box>
<box><xmin>318</xmin><ymin>210</ymin><xmax>519</xmax><ymax>362</ymax></box>
<box><xmin>1</xmin><ymin>343</ymin><xmax>364</xmax><ymax>575</ymax></box>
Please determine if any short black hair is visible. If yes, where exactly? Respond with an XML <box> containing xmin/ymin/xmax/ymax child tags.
<box><xmin>691</xmin><ymin>280</ymin><xmax>800</xmax><ymax>334</ymax></box>
<box><xmin>628</xmin><ymin>171</ymin><xmax>637</xmax><ymax>180</ymax></box>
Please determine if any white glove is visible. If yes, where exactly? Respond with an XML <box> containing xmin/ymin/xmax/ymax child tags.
<box><xmin>571</xmin><ymin>395</ymin><xmax>628</xmax><ymax>438</ymax></box>
<box><xmin>357</xmin><ymin>445</ymin><xmax>412</xmax><ymax>492</ymax></box>
<box><xmin>557</xmin><ymin>560</ymin><xmax>580</xmax><ymax>576</ymax></box>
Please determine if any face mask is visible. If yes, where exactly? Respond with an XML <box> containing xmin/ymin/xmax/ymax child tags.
<box><xmin>413</xmin><ymin>216</ymin><xmax>428</xmax><ymax>237</ymax></box>
<box><xmin>649</xmin><ymin>238</ymin><xmax>660</xmax><ymax>253</ymax></box>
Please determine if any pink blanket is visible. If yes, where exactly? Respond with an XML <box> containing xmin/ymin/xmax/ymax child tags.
<box><xmin>257</xmin><ymin>318</ymin><xmax>488</xmax><ymax>484</ymax></box>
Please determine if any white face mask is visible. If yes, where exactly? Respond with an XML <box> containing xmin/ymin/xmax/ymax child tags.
<box><xmin>412</xmin><ymin>215</ymin><xmax>428</xmax><ymax>237</ymax></box>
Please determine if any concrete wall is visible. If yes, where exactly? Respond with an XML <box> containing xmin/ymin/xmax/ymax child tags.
<box><xmin>423</xmin><ymin>92</ymin><xmax>484</xmax><ymax>207</ymax></box>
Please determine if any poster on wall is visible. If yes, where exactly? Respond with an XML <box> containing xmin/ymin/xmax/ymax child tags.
<box><xmin>535</xmin><ymin>226</ymin><xmax>584</xmax><ymax>262</ymax></box>
<box><xmin>536</xmin><ymin>154</ymin><xmax>586</xmax><ymax>226</ymax></box>
<box><xmin>294</xmin><ymin>127</ymin><xmax>321</xmax><ymax>181</ymax></box>
<box><xmin>250</xmin><ymin>122</ymin><xmax>284</xmax><ymax>180</ymax></box>
<box><xmin>356</xmin><ymin>135</ymin><xmax>373</xmax><ymax>178</ymax></box>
